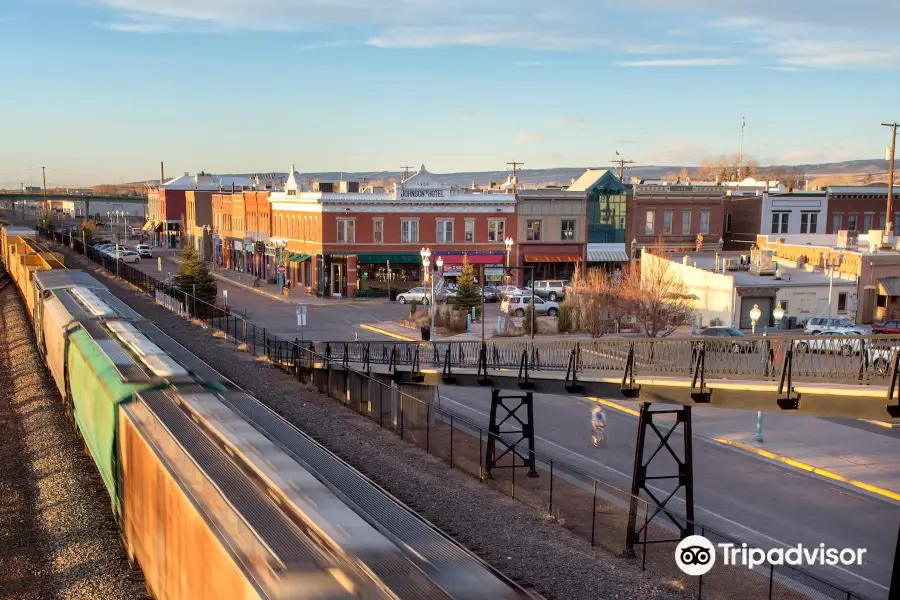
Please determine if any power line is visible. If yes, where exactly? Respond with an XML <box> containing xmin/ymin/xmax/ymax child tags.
<box><xmin>400</xmin><ymin>166</ymin><xmax>415</xmax><ymax>180</ymax></box>
<box><xmin>506</xmin><ymin>161</ymin><xmax>523</xmax><ymax>193</ymax></box>
<box><xmin>610</xmin><ymin>155</ymin><xmax>634</xmax><ymax>180</ymax></box>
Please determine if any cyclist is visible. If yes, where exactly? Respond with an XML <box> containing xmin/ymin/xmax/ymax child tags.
<box><xmin>591</xmin><ymin>405</ymin><xmax>607</xmax><ymax>447</ymax></box>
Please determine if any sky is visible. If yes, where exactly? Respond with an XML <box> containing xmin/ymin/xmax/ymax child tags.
<box><xmin>1</xmin><ymin>0</ymin><xmax>898</xmax><ymax>187</ymax></box>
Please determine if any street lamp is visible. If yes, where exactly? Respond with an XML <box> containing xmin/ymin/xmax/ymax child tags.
<box><xmin>749</xmin><ymin>304</ymin><xmax>761</xmax><ymax>334</ymax></box>
<box><xmin>825</xmin><ymin>251</ymin><xmax>843</xmax><ymax>318</ymax></box>
<box><xmin>772</xmin><ymin>302</ymin><xmax>785</xmax><ymax>330</ymax></box>
<box><xmin>504</xmin><ymin>237</ymin><xmax>514</xmax><ymax>285</ymax></box>
<box><xmin>434</xmin><ymin>256</ymin><xmax>443</xmax><ymax>341</ymax></box>
<box><xmin>421</xmin><ymin>247</ymin><xmax>432</xmax><ymax>339</ymax></box>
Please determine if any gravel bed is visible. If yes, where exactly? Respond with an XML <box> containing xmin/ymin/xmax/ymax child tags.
<box><xmin>60</xmin><ymin>251</ymin><xmax>690</xmax><ymax>600</ymax></box>
<box><xmin>0</xmin><ymin>287</ymin><xmax>146</xmax><ymax>600</ymax></box>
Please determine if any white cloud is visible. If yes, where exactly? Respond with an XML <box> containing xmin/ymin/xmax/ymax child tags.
<box><xmin>518</xmin><ymin>131</ymin><xmax>543</xmax><ymax>142</ymax></box>
<box><xmin>297</xmin><ymin>40</ymin><xmax>356</xmax><ymax>51</ymax></box>
<box><xmin>552</xmin><ymin>117</ymin><xmax>585</xmax><ymax>127</ymax></box>
<box><xmin>87</xmin><ymin>0</ymin><xmax>900</xmax><ymax>70</ymax></box>
<box><xmin>617</xmin><ymin>58</ymin><xmax>742</xmax><ymax>67</ymax></box>
<box><xmin>457</xmin><ymin>107</ymin><xmax>480</xmax><ymax>115</ymax></box>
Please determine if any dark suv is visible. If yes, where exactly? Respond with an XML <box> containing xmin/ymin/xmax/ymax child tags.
<box><xmin>532</xmin><ymin>280</ymin><xmax>567</xmax><ymax>301</ymax></box>
<box><xmin>692</xmin><ymin>326</ymin><xmax>753</xmax><ymax>353</ymax></box>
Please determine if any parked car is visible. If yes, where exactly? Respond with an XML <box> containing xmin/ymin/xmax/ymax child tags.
<box><xmin>795</xmin><ymin>330</ymin><xmax>863</xmax><ymax>356</ymax></box>
<box><xmin>691</xmin><ymin>326</ymin><xmax>753</xmax><ymax>353</ymax></box>
<box><xmin>873</xmin><ymin>319</ymin><xmax>900</xmax><ymax>334</ymax></box>
<box><xmin>804</xmin><ymin>316</ymin><xmax>869</xmax><ymax>335</ymax></box>
<box><xmin>118</xmin><ymin>250</ymin><xmax>141</xmax><ymax>264</ymax></box>
<box><xmin>136</xmin><ymin>244</ymin><xmax>152</xmax><ymax>258</ymax></box>
<box><xmin>482</xmin><ymin>286</ymin><xmax>499</xmax><ymax>302</ymax></box>
<box><xmin>501</xmin><ymin>295</ymin><xmax>560</xmax><ymax>317</ymax></box>
<box><xmin>496</xmin><ymin>285</ymin><xmax>524</xmax><ymax>298</ymax></box>
<box><xmin>532</xmin><ymin>280</ymin><xmax>568</xmax><ymax>302</ymax></box>
<box><xmin>396</xmin><ymin>287</ymin><xmax>430</xmax><ymax>305</ymax></box>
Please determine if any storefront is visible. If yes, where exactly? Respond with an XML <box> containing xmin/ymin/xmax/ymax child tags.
<box><xmin>436</xmin><ymin>251</ymin><xmax>506</xmax><ymax>284</ymax></box>
<box><xmin>519</xmin><ymin>244</ymin><xmax>583</xmax><ymax>283</ymax></box>
<box><xmin>586</xmin><ymin>243</ymin><xmax>629</xmax><ymax>273</ymax></box>
<box><xmin>324</xmin><ymin>254</ymin><xmax>349</xmax><ymax>297</ymax></box>
<box><xmin>355</xmin><ymin>253</ymin><xmax>422</xmax><ymax>296</ymax></box>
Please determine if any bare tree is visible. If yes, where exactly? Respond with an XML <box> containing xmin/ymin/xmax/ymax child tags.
<box><xmin>565</xmin><ymin>269</ymin><xmax>625</xmax><ymax>337</ymax></box>
<box><xmin>620</xmin><ymin>245</ymin><xmax>695</xmax><ymax>337</ymax></box>
<box><xmin>696</xmin><ymin>153</ymin><xmax>759</xmax><ymax>182</ymax></box>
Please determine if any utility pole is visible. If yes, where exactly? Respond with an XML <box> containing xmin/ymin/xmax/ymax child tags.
<box><xmin>41</xmin><ymin>166</ymin><xmax>48</xmax><ymax>218</ymax></box>
<box><xmin>738</xmin><ymin>116</ymin><xmax>746</xmax><ymax>181</ymax></box>
<box><xmin>883</xmin><ymin>121</ymin><xmax>898</xmax><ymax>235</ymax></box>
<box><xmin>506</xmin><ymin>161</ymin><xmax>523</xmax><ymax>193</ymax></box>
<box><xmin>611</xmin><ymin>155</ymin><xmax>635</xmax><ymax>180</ymax></box>
<box><xmin>401</xmin><ymin>166</ymin><xmax>415</xmax><ymax>180</ymax></box>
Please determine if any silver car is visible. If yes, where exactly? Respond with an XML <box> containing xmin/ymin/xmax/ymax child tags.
<box><xmin>501</xmin><ymin>295</ymin><xmax>559</xmax><ymax>317</ymax></box>
<box><xmin>396</xmin><ymin>287</ymin><xmax>430</xmax><ymax>305</ymax></box>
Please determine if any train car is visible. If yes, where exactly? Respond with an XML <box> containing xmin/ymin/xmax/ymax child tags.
<box><xmin>1</xmin><ymin>226</ymin><xmax>66</xmax><ymax>318</ymax></box>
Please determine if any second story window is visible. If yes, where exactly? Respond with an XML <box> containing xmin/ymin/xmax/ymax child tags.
<box><xmin>373</xmin><ymin>219</ymin><xmax>384</xmax><ymax>244</ymax></box>
<box><xmin>771</xmin><ymin>212</ymin><xmax>788</xmax><ymax>234</ymax></box>
<box><xmin>800</xmin><ymin>212</ymin><xmax>818</xmax><ymax>234</ymax></box>
<box><xmin>488</xmin><ymin>219</ymin><xmax>505</xmax><ymax>242</ymax></box>
<box><xmin>560</xmin><ymin>219</ymin><xmax>576</xmax><ymax>241</ymax></box>
<box><xmin>682</xmin><ymin>211</ymin><xmax>692</xmax><ymax>234</ymax></box>
<box><xmin>465</xmin><ymin>219</ymin><xmax>475</xmax><ymax>242</ymax></box>
<box><xmin>847</xmin><ymin>214</ymin><xmax>858</xmax><ymax>231</ymax></box>
<box><xmin>526</xmin><ymin>219</ymin><xmax>542</xmax><ymax>241</ymax></box>
<box><xmin>663</xmin><ymin>210</ymin><xmax>673</xmax><ymax>234</ymax></box>
<box><xmin>699</xmin><ymin>210</ymin><xmax>710</xmax><ymax>234</ymax></box>
<box><xmin>437</xmin><ymin>219</ymin><xmax>454</xmax><ymax>242</ymax></box>
<box><xmin>645</xmin><ymin>210</ymin><xmax>655</xmax><ymax>235</ymax></box>
<box><xmin>401</xmin><ymin>219</ymin><xmax>419</xmax><ymax>243</ymax></box>
<box><xmin>337</xmin><ymin>218</ymin><xmax>355</xmax><ymax>243</ymax></box>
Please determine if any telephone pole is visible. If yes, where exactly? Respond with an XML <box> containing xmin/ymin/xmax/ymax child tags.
<box><xmin>506</xmin><ymin>161</ymin><xmax>523</xmax><ymax>193</ymax></box>
<box><xmin>401</xmin><ymin>166</ymin><xmax>415</xmax><ymax>180</ymax></box>
<box><xmin>738</xmin><ymin>116</ymin><xmax>746</xmax><ymax>180</ymax></box>
<box><xmin>883</xmin><ymin>121</ymin><xmax>898</xmax><ymax>235</ymax></box>
<box><xmin>611</xmin><ymin>156</ymin><xmax>634</xmax><ymax>180</ymax></box>
<box><xmin>41</xmin><ymin>166</ymin><xmax>48</xmax><ymax>218</ymax></box>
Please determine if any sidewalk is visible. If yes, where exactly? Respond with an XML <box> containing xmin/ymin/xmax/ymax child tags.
<box><xmin>358</xmin><ymin>320</ymin><xmax>688</xmax><ymax>342</ymax></box>
<box><xmin>594</xmin><ymin>400</ymin><xmax>900</xmax><ymax>503</ymax></box>
<box><xmin>164</xmin><ymin>255</ymin><xmax>389</xmax><ymax>307</ymax></box>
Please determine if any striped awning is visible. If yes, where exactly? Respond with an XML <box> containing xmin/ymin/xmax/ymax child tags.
<box><xmin>289</xmin><ymin>253</ymin><xmax>311</xmax><ymax>263</ymax></box>
<box><xmin>587</xmin><ymin>249</ymin><xmax>629</xmax><ymax>262</ymax></box>
<box><xmin>523</xmin><ymin>254</ymin><xmax>581</xmax><ymax>263</ymax></box>
<box><xmin>878</xmin><ymin>277</ymin><xmax>900</xmax><ymax>296</ymax></box>
<box><xmin>141</xmin><ymin>221</ymin><xmax>154</xmax><ymax>231</ymax></box>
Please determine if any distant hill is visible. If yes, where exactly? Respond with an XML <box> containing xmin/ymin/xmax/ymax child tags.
<box><xmin>129</xmin><ymin>159</ymin><xmax>893</xmax><ymax>187</ymax></box>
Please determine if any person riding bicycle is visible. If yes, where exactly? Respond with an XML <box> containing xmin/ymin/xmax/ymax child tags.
<box><xmin>591</xmin><ymin>405</ymin><xmax>607</xmax><ymax>447</ymax></box>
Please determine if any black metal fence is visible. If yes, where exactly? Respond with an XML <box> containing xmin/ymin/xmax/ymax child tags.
<box><xmin>39</xmin><ymin>227</ymin><xmax>874</xmax><ymax>600</ymax></box>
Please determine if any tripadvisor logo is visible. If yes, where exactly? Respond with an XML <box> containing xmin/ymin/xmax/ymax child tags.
<box><xmin>675</xmin><ymin>535</ymin><xmax>867</xmax><ymax>576</ymax></box>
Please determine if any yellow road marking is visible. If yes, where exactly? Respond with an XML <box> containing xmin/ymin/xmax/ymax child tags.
<box><xmin>712</xmin><ymin>438</ymin><xmax>900</xmax><ymax>502</ymax></box>
<box><xmin>358</xmin><ymin>323</ymin><xmax>415</xmax><ymax>341</ymax></box>
<box><xmin>586</xmin><ymin>396</ymin><xmax>640</xmax><ymax>417</ymax></box>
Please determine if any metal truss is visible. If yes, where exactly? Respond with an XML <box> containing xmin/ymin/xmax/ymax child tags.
<box><xmin>485</xmin><ymin>389</ymin><xmax>538</xmax><ymax>478</ymax></box>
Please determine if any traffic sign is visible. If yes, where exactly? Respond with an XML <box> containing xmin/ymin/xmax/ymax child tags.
<box><xmin>277</xmin><ymin>264</ymin><xmax>286</xmax><ymax>275</ymax></box>
<box><xmin>296</xmin><ymin>304</ymin><xmax>308</xmax><ymax>327</ymax></box>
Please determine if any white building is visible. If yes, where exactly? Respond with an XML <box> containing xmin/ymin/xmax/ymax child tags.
<box><xmin>761</xmin><ymin>190</ymin><xmax>828</xmax><ymax>237</ymax></box>
<box><xmin>646</xmin><ymin>249</ymin><xmax>857</xmax><ymax>329</ymax></box>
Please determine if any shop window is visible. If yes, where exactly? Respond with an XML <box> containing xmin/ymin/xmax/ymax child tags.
<box><xmin>560</xmin><ymin>219</ymin><xmax>576</xmax><ymax>241</ymax></box>
<box><xmin>838</xmin><ymin>293</ymin><xmax>847</xmax><ymax>313</ymax></box>
<box><xmin>337</xmin><ymin>219</ymin><xmax>355</xmax><ymax>243</ymax></box>
<box><xmin>877</xmin><ymin>295</ymin><xmax>887</xmax><ymax>308</ymax></box>
<box><xmin>526</xmin><ymin>219</ymin><xmax>542</xmax><ymax>241</ymax></box>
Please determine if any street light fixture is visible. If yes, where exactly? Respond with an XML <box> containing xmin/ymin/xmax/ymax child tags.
<box><xmin>749</xmin><ymin>304</ymin><xmax>761</xmax><ymax>334</ymax></box>
<box><xmin>421</xmin><ymin>247</ymin><xmax>432</xmax><ymax>340</ymax></box>
<box><xmin>504</xmin><ymin>237</ymin><xmax>514</xmax><ymax>283</ymax></box>
<box><xmin>772</xmin><ymin>302</ymin><xmax>785</xmax><ymax>329</ymax></box>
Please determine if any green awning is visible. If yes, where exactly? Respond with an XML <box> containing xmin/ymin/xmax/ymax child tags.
<box><xmin>357</xmin><ymin>253</ymin><xmax>421</xmax><ymax>264</ymax></box>
<box><xmin>289</xmin><ymin>253</ymin><xmax>311</xmax><ymax>263</ymax></box>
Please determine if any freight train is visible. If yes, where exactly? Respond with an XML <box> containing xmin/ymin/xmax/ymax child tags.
<box><xmin>0</xmin><ymin>225</ymin><xmax>525</xmax><ymax>600</ymax></box>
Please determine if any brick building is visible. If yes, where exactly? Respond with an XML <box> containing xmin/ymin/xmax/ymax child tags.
<box><xmin>515</xmin><ymin>188</ymin><xmax>587</xmax><ymax>282</ymax></box>
<box><xmin>267</xmin><ymin>165</ymin><xmax>515</xmax><ymax>297</ymax></box>
<box><xmin>628</xmin><ymin>182</ymin><xmax>726</xmax><ymax>256</ymax></box>
<box><xmin>185</xmin><ymin>190</ymin><xmax>214</xmax><ymax>259</ymax></box>
<box><xmin>826</xmin><ymin>184</ymin><xmax>900</xmax><ymax>234</ymax></box>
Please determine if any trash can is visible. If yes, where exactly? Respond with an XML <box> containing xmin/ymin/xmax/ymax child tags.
<box><xmin>787</xmin><ymin>316</ymin><xmax>797</xmax><ymax>330</ymax></box>
<box><xmin>421</xmin><ymin>325</ymin><xmax>431</xmax><ymax>341</ymax></box>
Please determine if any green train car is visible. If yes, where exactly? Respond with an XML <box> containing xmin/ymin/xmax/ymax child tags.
<box><xmin>31</xmin><ymin>270</ymin><xmax>219</xmax><ymax>521</ymax></box>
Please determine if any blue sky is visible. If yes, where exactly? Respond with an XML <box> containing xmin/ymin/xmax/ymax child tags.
<box><xmin>1</xmin><ymin>0</ymin><xmax>898</xmax><ymax>187</ymax></box>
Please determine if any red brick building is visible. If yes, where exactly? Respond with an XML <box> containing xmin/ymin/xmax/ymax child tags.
<box><xmin>628</xmin><ymin>182</ymin><xmax>726</xmax><ymax>255</ymax></box>
<box><xmin>267</xmin><ymin>165</ymin><xmax>516</xmax><ymax>297</ymax></box>
<box><xmin>826</xmin><ymin>184</ymin><xmax>900</xmax><ymax>234</ymax></box>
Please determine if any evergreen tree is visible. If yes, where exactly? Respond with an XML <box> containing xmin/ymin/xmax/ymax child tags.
<box><xmin>452</xmin><ymin>255</ymin><xmax>482</xmax><ymax>317</ymax></box>
<box><xmin>177</xmin><ymin>245</ymin><xmax>218</xmax><ymax>313</ymax></box>
<box><xmin>522</xmin><ymin>300</ymin><xmax>535</xmax><ymax>336</ymax></box>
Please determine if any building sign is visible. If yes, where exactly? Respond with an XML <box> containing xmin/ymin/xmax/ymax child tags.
<box><xmin>401</xmin><ymin>188</ymin><xmax>445</xmax><ymax>198</ymax></box>
<box><xmin>255</xmin><ymin>241</ymin><xmax>265</xmax><ymax>254</ymax></box>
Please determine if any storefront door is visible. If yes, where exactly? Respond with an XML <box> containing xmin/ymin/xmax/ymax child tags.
<box><xmin>331</xmin><ymin>263</ymin><xmax>343</xmax><ymax>296</ymax></box>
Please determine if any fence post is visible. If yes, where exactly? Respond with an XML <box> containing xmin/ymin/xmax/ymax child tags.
<box><xmin>591</xmin><ymin>479</ymin><xmax>597</xmax><ymax>546</ymax></box>
<box><xmin>449</xmin><ymin>414</ymin><xmax>454</xmax><ymax>467</ymax></box>
<box><xmin>549</xmin><ymin>460</ymin><xmax>554</xmax><ymax>514</ymax></box>
<box><xmin>426</xmin><ymin>405</ymin><xmax>430</xmax><ymax>454</ymax></box>
<box><xmin>400</xmin><ymin>394</ymin><xmax>405</xmax><ymax>440</ymax></box>
<box><xmin>768</xmin><ymin>564</ymin><xmax>775</xmax><ymax>600</ymax></box>
<box><xmin>641</xmin><ymin>503</ymin><xmax>648</xmax><ymax>571</ymax></box>
<box><xmin>479</xmin><ymin>429</ymin><xmax>484</xmax><ymax>482</ymax></box>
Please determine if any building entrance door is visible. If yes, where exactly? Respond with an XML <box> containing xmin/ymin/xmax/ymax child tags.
<box><xmin>331</xmin><ymin>264</ymin><xmax>343</xmax><ymax>297</ymax></box>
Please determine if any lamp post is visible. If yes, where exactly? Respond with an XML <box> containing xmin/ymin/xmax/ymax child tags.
<box><xmin>825</xmin><ymin>251</ymin><xmax>842</xmax><ymax>318</ymax></box>
<box><xmin>421</xmin><ymin>247</ymin><xmax>432</xmax><ymax>339</ymax></box>
<box><xmin>772</xmin><ymin>302</ymin><xmax>785</xmax><ymax>330</ymax></box>
<box><xmin>435</xmin><ymin>256</ymin><xmax>443</xmax><ymax>341</ymax></box>
<box><xmin>504</xmin><ymin>236</ymin><xmax>514</xmax><ymax>284</ymax></box>
<box><xmin>749</xmin><ymin>303</ymin><xmax>761</xmax><ymax>334</ymax></box>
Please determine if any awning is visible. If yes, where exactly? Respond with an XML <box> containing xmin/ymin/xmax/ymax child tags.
<box><xmin>141</xmin><ymin>221</ymin><xmax>154</xmax><ymax>231</ymax></box>
<box><xmin>439</xmin><ymin>253</ymin><xmax>505</xmax><ymax>265</ymax></box>
<box><xmin>878</xmin><ymin>277</ymin><xmax>900</xmax><ymax>296</ymax></box>
<box><xmin>289</xmin><ymin>253</ymin><xmax>311</xmax><ymax>263</ymax></box>
<box><xmin>154</xmin><ymin>223</ymin><xmax>164</xmax><ymax>233</ymax></box>
<box><xmin>523</xmin><ymin>254</ymin><xmax>582</xmax><ymax>263</ymax></box>
<box><xmin>357</xmin><ymin>253</ymin><xmax>420</xmax><ymax>264</ymax></box>
<box><xmin>587</xmin><ymin>244</ymin><xmax>628</xmax><ymax>262</ymax></box>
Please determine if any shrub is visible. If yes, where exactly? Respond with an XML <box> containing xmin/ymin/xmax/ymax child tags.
<box><xmin>557</xmin><ymin>305</ymin><xmax>573</xmax><ymax>333</ymax></box>
<box><xmin>522</xmin><ymin>301</ymin><xmax>535</xmax><ymax>336</ymax></box>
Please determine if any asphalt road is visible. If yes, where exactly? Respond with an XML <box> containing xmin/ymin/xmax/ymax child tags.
<box><xmin>435</xmin><ymin>388</ymin><xmax>898</xmax><ymax>599</ymax></box>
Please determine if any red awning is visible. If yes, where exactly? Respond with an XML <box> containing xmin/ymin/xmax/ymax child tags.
<box><xmin>524</xmin><ymin>254</ymin><xmax>582</xmax><ymax>263</ymax></box>
<box><xmin>439</xmin><ymin>254</ymin><xmax>505</xmax><ymax>265</ymax></box>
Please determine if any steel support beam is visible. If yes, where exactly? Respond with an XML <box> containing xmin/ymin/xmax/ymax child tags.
<box><xmin>485</xmin><ymin>389</ymin><xmax>538</xmax><ymax>478</ymax></box>
<box><xmin>626</xmin><ymin>403</ymin><xmax>694</xmax><ymax>554</ymax></box>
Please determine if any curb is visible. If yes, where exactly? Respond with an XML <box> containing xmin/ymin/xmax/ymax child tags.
<box><xmin>359</xmin><ymin>323</ymin><xmax>416</xmax><ymax>341</ymax></box>
<box><xmin>711</xmin><ymin>438</ymin><xmax>900</xmax><ymax>503</ymax></box>
<box><xmin>586</xmin><ymin>397</ymin><xmax>900</xmax><ymax>503</ymax></box>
